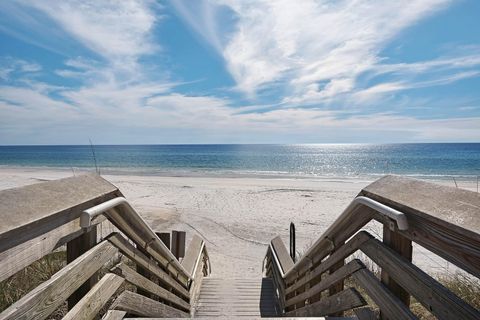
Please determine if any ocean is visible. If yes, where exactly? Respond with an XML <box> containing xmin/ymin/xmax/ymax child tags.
<box><xmin>0</xmin><ymin>144</ymin><xmax>479</xmax><ymax>180</ymax></box>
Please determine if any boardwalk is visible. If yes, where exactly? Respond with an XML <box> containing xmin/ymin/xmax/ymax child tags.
<box><xmin>1</xmin><ymin>175</ymin><xmax>479</xmax><ymax>319</ymax></box>
<box><xmin>195</xmin><ymin>277</ymin><xmax>279</xmax><ymax>317</ymax></box>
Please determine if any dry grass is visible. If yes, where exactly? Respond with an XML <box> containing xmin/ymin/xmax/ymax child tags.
<box><xmin>0</xmin><ymin>251</ymin><xmax>138</xmax><ymax>319</ymax></box>
<box><xmin>409</xmin><ymin>272</ymin><xmax>480</xmax><ymax>319</ymax></box>
<box><xmin>0</xmin><ymin>251</ymin><xmax>67</xmax><ymax>317</ymax></box>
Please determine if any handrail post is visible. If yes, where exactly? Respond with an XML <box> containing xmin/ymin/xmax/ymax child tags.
<box><xmin>290</xmin><ymin>222</ymin><xmax>296</xmax><ymax>263</ymax></box>
<box><xmin>380</xmin><ymin>223</ymin><xmax>412</xmax><ymax>318</ymax></box>
<box><xmin>328</xmin><ymin>241</ymin><xmax>345</xmax><ymax>317</ymax></box>
<box><xmin>66</xmin><ymin>226</ymin><xmax>98</xmax><ymax>309</ymax></box>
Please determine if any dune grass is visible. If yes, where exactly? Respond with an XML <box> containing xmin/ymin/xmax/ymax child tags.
<box><xmin>0</xmin><ymin>251</ymin><xmax>67</xmax><ymax>317</ymax></box>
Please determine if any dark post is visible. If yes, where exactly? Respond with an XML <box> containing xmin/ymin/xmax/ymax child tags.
<box><xmin>67</xmin><ymin>226</ymin><xmax>97</xmax><ymax>309</ymax></box>
<box><xmin>156</xmin><ymin>232</ymin><xmax>171</xmax><ymax>250</ymax></box>
<box><xmin>381</xmin><ymin>224</ymin><xmax>412</xmax><ymax>311</ymax></box>
<box><xmin>328</xmin><ymin>242</ymin><xmax>345</xmax><ymax>317</ymax></box>
<box><xmin>171</xmin><ymin>230</ymin><xmax>186</xmax><ymax>260</ymax></box>
<box><xmin>289</xmin><ymin>222</ymin><xmax>296</xmax><ymax>262</ymax></box>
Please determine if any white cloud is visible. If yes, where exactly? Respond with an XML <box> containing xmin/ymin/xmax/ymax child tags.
<box><xmin>171</xmin><ymin>0</ymin><xmax>480</xmax><ymax>104</ymax></box>
<box><xmin>24</xmin><ymin>0</ymin><xmax>159</xmax><ymax>62</ymax></box>
<box><xmin>354</xmin><ymin>70</ymin><xmax>480</xmax><ymax>102</ymax></box>
<box><xmin>0</xmin><ymin>57</ymin><xmax>42</xmax><ymax>80</ymax></box>
<box><xmin>2</xmin><ymin>80</ymin><xmax>480</xmax><ymax>144</ymax></box>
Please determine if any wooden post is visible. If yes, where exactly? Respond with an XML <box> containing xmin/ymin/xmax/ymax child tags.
<box><xmin>381</xmin><ymin>224</ymin><xmax>412</xmax><ymax>318</ymax></box>
<box><xmin>156</xmin><ymin>232</ymin><xmax>171</xmax><ymax>250</ymax></box>
<box><xmin>171</xmin><ymin>230</ymin><xmax>186</xmax><ymax>260</ymax></box>
<box><xmin>328</xmin><ymin>258</ymin><xmax>345</xmax><ymax>316</ymax></box>
<box><xmin>67</xmin><ymin>226</ymin><xmax>97</xmax><ymax>309</ymax></box>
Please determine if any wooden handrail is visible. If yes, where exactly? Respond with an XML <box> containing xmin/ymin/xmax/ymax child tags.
<box><xmin>0</xmin><ymin>175</ymin><xmax>213</xmax><ymax>319</ymax></box>
<box><xmin>81</xmin><ymin>197</ymin><xmax>191</xmax><ymax>285</ymax></box>
<box><xmin>283</xmin><ymin>196</ymin><xmax>408</xmax><ymax>282</ymax></box>
<box><xmin>266</xmin><ymin>177</ymin><xmax>480</xmax><ymax>318</ymax></box>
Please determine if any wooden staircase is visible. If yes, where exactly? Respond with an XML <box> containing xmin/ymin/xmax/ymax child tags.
<box><xmin>195</xmin><ymin>277</ymin><xmax>279</xmax><ymax>317</ymax></box>
<box><xmin>1</xmin><ymin>175</ymin><xmax>480</xmax><ymax>319</ymax></box>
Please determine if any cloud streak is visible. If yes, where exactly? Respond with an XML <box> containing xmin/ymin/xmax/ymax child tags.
<box><xmin>172</xmin><ymin>0</ymin><xmax>480</xmax><ymax>106</ymax></box>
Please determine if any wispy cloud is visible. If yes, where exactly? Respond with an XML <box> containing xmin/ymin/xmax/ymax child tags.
<box><xmin>24</xmin><ymin>1</ymin><xmax>160</xmax><ymax>62</ymax></box>
<box><xmin>2</xmin><ymin>79</ymin><xmax>480</xmax><ymax>144</ymax></box>
<box><xmin>172</xmin><ymin>0</ymin><xmax>480</xmax><ymax>105</ymax></box>
<box><xmin>0</xmin><ymin>57</ymin><xmax>41</xmax><ymax>80</ymax></box>
<box><xmin>1</xmin><ymin>0</ymin><xmax>479</xmax><ymax>144</ymax></box>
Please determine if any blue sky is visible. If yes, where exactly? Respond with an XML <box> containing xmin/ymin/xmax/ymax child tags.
<box><xmin>0</xmin><ymin>0</ymin><xmax>479</xmax><ymax>144</ymax></box>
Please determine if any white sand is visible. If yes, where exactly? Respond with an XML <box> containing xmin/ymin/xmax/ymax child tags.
<box><xmin>1</xmin><ymin>167</ymin><xmax>476</xmax><ymax>277</ymax></box>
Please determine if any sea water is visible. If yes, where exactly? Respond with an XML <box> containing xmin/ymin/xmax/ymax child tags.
<box><xmin>0</xmin><ymin>144</ymin><xmax>479</xmax><ymax>180</ymax></box>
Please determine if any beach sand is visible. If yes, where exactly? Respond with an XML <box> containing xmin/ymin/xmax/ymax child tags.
<box><xmin>1</xmin><ymin>167</ymin><xmax>476</xmax><ymax>277</ymax></box>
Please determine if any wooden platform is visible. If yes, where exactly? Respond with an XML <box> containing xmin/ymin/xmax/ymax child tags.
<box><xmin>195</xmin><ymin>277</ymin><xmax>280</xmax><ymax>317</ymax></box>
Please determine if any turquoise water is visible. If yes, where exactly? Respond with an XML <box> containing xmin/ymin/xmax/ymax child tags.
<box><xmin>0</xmin><ymin>144</ymin><xmax>479</xmax><ymax>179</ymax></box>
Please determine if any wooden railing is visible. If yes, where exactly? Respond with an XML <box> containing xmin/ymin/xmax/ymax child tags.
<box><xmin>0</xmin><ymin>174</ymin><xmax>210</xmax><ymax>319</ymax></box>
<box><xmin>264</xmin><ymin>175</ymin><xmax>480</xmax><ymax>319</ymax></box>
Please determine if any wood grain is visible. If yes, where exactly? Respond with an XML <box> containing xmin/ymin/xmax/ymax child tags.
<box><xmin>101</xmin><ymin>310</ymin><xmax>126</xmax><ymax>320</ymax></box>
<box><xmin>111</xmin><ymin>263</ymin><xmax>190</xmax><ymax>311</ymax></box>
<box><xmin>360</xmin><ymin>175</ymin><xmax>480</xmax><ymax>278</ymax></box>
<box><xmin>0</xmin><ymin>174</ymin><xmax>121</xmax><ymax>253</ymax></box>
<box><xmin>112</xmin><ymin>291</ymin><xmax>189</xmax><ymax>318</ymax></box>
<box><xmin>286</xmin><ymin>259</ymin><xmax>364</xmax><ymax>307</ymax></box>
<box><xmin>181</xmin><ymin>235</ymin><xmax>203</xmax><ymax>276</ymax></box>
<box><xmin>0</xmin><ymin>241</ymin><xmax>118</xmax><ymax>320</ymax></box>
<box><xmin>107</xmin><ymin>233</ymin><xmax>189</xmax><ymax>299</ymax></box>
<box><xmin>271</xmin><ymin>236</ymin><xmax>294</xmax><ymax>274</ymax></box>
<box><xmin>353</xmin><ymin>268</ymin><xmax>416</xmax><ymax>320</ymax></box>
<box><xmin>361</xmin><ymin>238</ymin><xmax>480</xmax><ymax>320</ymax></box>
<box><xmin>285</xmin><ymin>288</ymin><xmax>365</xmax><ymax>317</ymax></box>
<box><xmin>286</xmin><ymin>230</ymin><xmax>373</xmax><ymax>295</ymax></box>
<box><xmin>62</xmin><ymin>273</ymin><xmax>124</xmax><ymax>320</ymax></box>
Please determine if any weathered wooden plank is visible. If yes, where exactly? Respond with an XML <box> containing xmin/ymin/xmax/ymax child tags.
<box><xmin>360</xmin><ymin>175</ymin><xmax>480</xmax><ymax>278</ymax></box>
<box><xmin>361</xmin><ymin>175</ymin><xmax>480</xmax><ymax>233</ymax></box>
<box><xmin>286</xmin><ymin>231</ymin><xmax>373</xmax><ymax>295</ymax></box>
<box><xmin>0</xmin><ymin>216</ymin><xmax>113</xmax><ymax>283</ymax></box>
<box><xmin>0</xmin><ymin>174</ymin><xmax>121</xmax><ymax>253</ymax></box>
<box><xmin>181</xmin><ymin>235</ymin><xmax>203</xmax><ymax>276</ymax></box>
<box><xmin>381</xmin><ymin>226</ymin><xmax>412</xmax><ymax>308</ymax></box>
<box><xmin>62</xmin><ymin>273</ymin><xmax>124</xmax><ymax>320</ymax></box>
<box><xmin>67</xmin><ymin>226</ymin><xmax>98</xmax><ymax>309</ymax></box>
<box><xmin>270</xmin><ymin>253</ymin><xmax>286</xmax><ymax>311</ymax></box>
<box><xmin>352</xmin><ymin>268</ymin><xmax>416</xmax><ymax>320</ymax></box>
<box><xmin>111</xmin><ymin>263</ymin><xmax>190</xmax><ymax>311</ymax></box>
<box><xmin>135</xmin><ymin>243</ymin><xmax>152</xmax><ymax>298</ymax></box>
<box><xmin>285</xmin><ymin>206</ymin><xmax>377</xmax><ymax>284</ymax></box>
<box><xmin>189</xmin><ymin>252</ymin><xmax>207</xmax><ymax>316</ymax></box>
<box><xmin>271</xmin><ymin>236</ymin><xmax>294</xmax><ymax>274</ymax></box>
<box><xmin>0</xmin><ymin>241</ymin><xmax>118</xmax><ymax>320</ymax></box>
<box><xmin>107</xmin><ymin>233</ymin><xmax>189</xmax><ymax>299</ymax></box>
<box><xmin>104</xmin><ymin>209</ymin><xmax>189</xmax><ymax>286</ymax></box>
<box><xmin>361</xmin><ymin>238</ymin><xmax>480</xmax><ymax>320</ymax></box>
<box><xmin>112</xmin><ymin>291</ymin><xmax>189</xmax><ymax>318</ymax></box>
<box><xmin>354</xmin><ymin>307</ymin><xmax>378</xmax><ymax>320</ymax></box>
<box><xmin>327</xmin><ymin>258</ymin><xmax>345</xmax><ymax>316</ymax></box>
<box><xmin>285</xmin><ymin>288</ymin><xmax>366</xmax><ymax>317</ymax></box>
<box><xmin>101</xmin><ymin>310</ymin><xmax>126</xmax><ymax>320</ymax></box>
<box><xmin>286</xmin><ymin>259</ymin><xmax>365</xmax><ymax>307</ymax></box>
<box><xmin>0</xmin><ymin>218</ymin><xmax>79</xmax><ymax>282</ymax></box>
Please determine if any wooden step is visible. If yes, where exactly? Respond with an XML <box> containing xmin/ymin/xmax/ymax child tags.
<box><xmin>195</xmin><ymin>277</ymin><xmax>281</xmax><ymax>318</ymax></box>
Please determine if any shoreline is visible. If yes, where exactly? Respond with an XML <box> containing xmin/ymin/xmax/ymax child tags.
<box><xmin>0</xmin><ymin>164</ymin><xmax>478</xmax><ymax>185</ymax></box>
<box><xmin>0</xmin><ymin>167</ymin><xmax>476</xmax><ymax>277</ymax></box>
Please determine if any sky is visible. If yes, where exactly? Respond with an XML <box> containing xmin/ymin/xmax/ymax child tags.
<box><xmin>0</xmin><ymin>0</ymin><xmax>479</xmax><ymax>145</ymax></box>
